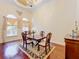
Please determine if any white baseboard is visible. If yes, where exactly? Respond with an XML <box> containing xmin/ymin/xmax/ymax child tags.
<box><xmin>52</xmin><ymin>41</ymin><xmax>65</xmax><ymax>46</ymax></box>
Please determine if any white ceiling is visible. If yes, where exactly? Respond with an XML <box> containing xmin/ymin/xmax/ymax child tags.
<box><xmin>0</xmin><ymin>0</ymin><xmax>52</xmax><ymax>12</ymax></box>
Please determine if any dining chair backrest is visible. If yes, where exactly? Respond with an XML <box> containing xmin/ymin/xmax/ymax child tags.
<box><xmin>45</xmin><ymin>32</ymin><xmax>52</xmax><ymax>45</ymax></box>
<box><xmin>21</xmin><ymin>32</ymin><xmax>26</xmax><ymax>41</ymax></box>
<box><xmin>24</xmin><ymin>31</ymin><xmax>28</xmax><ymax>35</ymax></box>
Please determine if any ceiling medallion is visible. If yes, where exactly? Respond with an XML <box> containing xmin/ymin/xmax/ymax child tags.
<box><xmin>15</xmin><ymin>0</ymin><xmax>42</xmax><ymax>8</ymax></box>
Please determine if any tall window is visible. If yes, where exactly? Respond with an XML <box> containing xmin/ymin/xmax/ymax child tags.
<box><xmin>6</xmin><ymin>15</ymin><xmax>17</xmax><ymax>36</ymax></box>
<box><xmin>22</xmin><ymin>18</ymin><xmax>29</xmax><ymax>32</ymax></box>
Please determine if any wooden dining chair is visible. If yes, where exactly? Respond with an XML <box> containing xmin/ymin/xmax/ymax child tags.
<box><xmin>38</xmin><ymin>32</ymin><xmax>52</xmax><ymax>54</ymax></box>
<box><xmin>21</xmin><ymin>32</ymin><xmax>34</xmax><ymax>49</ymax></box>
<box><xmin>21</xmin><ymin>32</ymin><xmax>26</xmax><ymax>47</ymax></box>
<box><xmin>24</xmin><ymin>31</ymin><xmax>28</xmax><ymax>35</ymax></box>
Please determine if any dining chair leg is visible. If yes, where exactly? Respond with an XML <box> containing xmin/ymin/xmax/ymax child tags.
<box><xmin>26</xmin><ymin>43</ymin><xmax>27</xmax><ymax>50</ymax></box>
<box><xmin>23</xmin><ymin>41</ymin><xmax>24</xmax><ymax>47</ymax></box>
<box><xmin>32</xmin><ymin>42</ymin><xmax>34</xmax><ymax>47</ymax></box>
<box><xmin>38</xmin><ymin>45</ymin><xmax>40</xmax><ymax>51</ymax></box>
<box><xmin>48</xmin><ymin>43</ymin><xmax>50</xmax><ymax>50</ymax></box>
<box><xmin>45</xmin><ymin>46</ymin><xmax>47</xmax><ymax>54</ymax></box>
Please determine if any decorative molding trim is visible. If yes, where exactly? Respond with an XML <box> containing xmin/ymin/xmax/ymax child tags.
<box><xmin>0</xmin><ymin>39</ymin><xmax>21</xmax><ymax>45</ymax></box>
<box><xmin>52</xmin><ymin>41</ymin><xmax>65</xmax><ymax>47</ymax></box>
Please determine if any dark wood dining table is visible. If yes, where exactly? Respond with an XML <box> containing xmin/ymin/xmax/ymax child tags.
<box><xmin>27</xmin><ymin>35</ymin><xmax>46</xmax><ymax>46</ymax></box>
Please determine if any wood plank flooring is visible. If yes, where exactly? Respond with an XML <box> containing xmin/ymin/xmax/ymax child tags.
<box><xmin>0</xmin><ymin>42</ymin><xmax>29</xmax><ymax>59</ymax></box>
<box><xmin>50</xmin><ymin>45</ymin><xmax>65</xmax><ymax>59</ymax></box>
<box><xmin>0</xmin><ymin>41</ymin><xmax>65</xmax><ymax>59</ymax></box>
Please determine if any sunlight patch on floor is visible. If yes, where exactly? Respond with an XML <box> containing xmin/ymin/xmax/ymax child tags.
<box><xmin>4</xmin><ymin>44</ymin><xmax>19</xmax><ymax>58</ymax></box>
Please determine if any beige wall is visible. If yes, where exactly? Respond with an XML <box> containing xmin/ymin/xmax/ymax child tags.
<box><xmin>33</xmin><ymin>0</ymin><xmax>76</xmax><ymax>45</ymax></box>
<box><xmin>0</xmin><ymin>0</ymin><xmax>78</xmax><ymax>45</ymax></box>
<box><xmin>0</xmin><ymin>0</ymin><xmax>32</xmax><ymax>43</ymax></box>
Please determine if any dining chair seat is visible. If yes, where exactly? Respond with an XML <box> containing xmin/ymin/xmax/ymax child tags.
<box><xmin>26</xmin><ymin>40</ymin><xmax>33</xmax><ymax>43</ymax></box>
<box><xmin>39</xmin><ymin>41</ymin><xmax>46</xmax><ymax>46</ymax></box>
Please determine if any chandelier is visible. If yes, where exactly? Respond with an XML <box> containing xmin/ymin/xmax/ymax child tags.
<box><xmin>15</xmin><ymin>0</ymin><xmax>42</xmax><ymax>8</ymax></box>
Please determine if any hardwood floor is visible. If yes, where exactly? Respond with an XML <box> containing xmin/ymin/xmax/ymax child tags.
<box><xmin>0</xmin><ymin>41</ymin><xmax>65</xmax><ymax>59</ymax></box>
<box><xmin>50</xmin><ymin>45</ymin><xmax>65</xmax><ymax>59</ymax></box>
<box><xmin>0</xmin><ymin>42</ymin><xmax>29</xmax><ymax>59</ymax></box>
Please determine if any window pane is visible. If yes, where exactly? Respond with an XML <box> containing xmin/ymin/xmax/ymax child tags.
<box><xmin>7</xmin><ymin>25</ymin><xmax>17</xmax><ymax>36</ymax></box>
